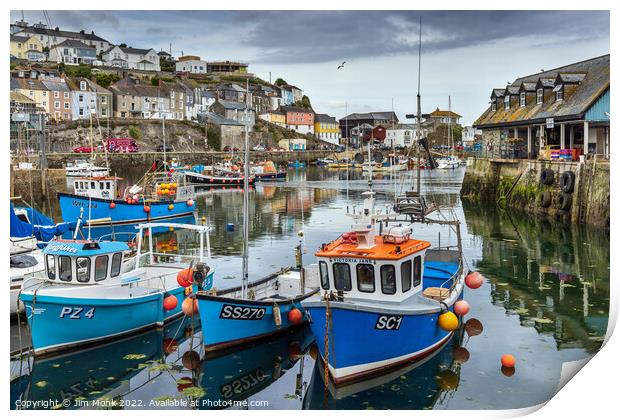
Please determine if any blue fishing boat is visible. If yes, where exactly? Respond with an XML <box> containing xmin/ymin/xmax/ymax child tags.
<box><xmin>301</xmin><ymin>190</ymin><xmax>465</xmax><ymax>385</ymax></box>
<box><xmin>58</xmin><ymin>175</ymin><xmax>196</xmax><ymax>228</ymax></box>
<box><xmin>288</xmin><ymin>160</ymin><xmax>306</xmax><ymax>168</ymax></box>
<box><xmin>19</xmin><ymin>222</ymin><xmax>214</xmax><ymax>356</ymax></box>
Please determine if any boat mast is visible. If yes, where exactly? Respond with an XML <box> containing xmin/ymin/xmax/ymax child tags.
<box><xmin>241</xmin><ymin>80</ymin><xmax>250</xmax><ymax>299</ymax></box>
<box><xmin>416</xmin><ymin>16</ymin><xmax>422</xmax><ymax>194</ymax></box>
<box><xmin>448</xmin><ymin>95</ymin><xmax>452</xmax><ymax>159</ymax></box>
<box><xmin>162</xmin><ymin>109</ymin><xmax>167</xmax><ymax>166</ymax></box>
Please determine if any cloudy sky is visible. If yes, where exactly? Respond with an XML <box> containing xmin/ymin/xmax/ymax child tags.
<box><xmin>11</xmin><ymin>10</ymin><xmax>610</xmax><ymax>125</ymax></box>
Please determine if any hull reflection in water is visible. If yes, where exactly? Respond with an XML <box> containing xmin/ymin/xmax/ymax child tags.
<box><xmin>11</xmin><ymin>317</ymin><xmax>199</xmax><ymax>409</ymax></box>
<box><xmin>197</xmin><ymin>327</ymin><xmax>314</xmax><ymax>409</ymax></box>
<box><xmin>303</xmin><ymin>330</ymin><xmax>464</xmax><ymax>410</ymax></box>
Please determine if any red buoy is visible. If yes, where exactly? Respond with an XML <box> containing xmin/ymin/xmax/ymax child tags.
<box><xmin>163</xmin><ymin>294</ymin><xmax>178</xmax><ymax>311</ymax></box>
<box><xmin>143</xmin><ymin>205</ymin><xmax>151</xmax><ymax>213</ymax></box>
<box><xmin>465</xmin><ymin>318</ymin><xmax>484</xmax><ymax>337</ymax></box>
<box><xmin>501</xmin><ymin>354</ymin><xmax>516</xmax><ymax>368</ymax></box>
<box><xmin>177</xmin><ymin>268</ymin><xmax>193</xmax><ymax>288</ymax></box>
<box><xmin>465</xmin><ymin>272</ymin><xmax>484</xmax><ymax>289</ymax></box>
<box><xmin>182</xmin><ymin>297</ymin><xmax>198</xmax><ymax>316</ymax></box>
<box><xmin>182</xmin><ymin>350</ymin><xmax>201</xmax><ymax>370</ymax></box>
<box><xmin>288</xmin><ymin>308</ymin><xmax>303</xmax><ymax>325</ymax></box>
<box><xmin>187</xmin><ymin>199</ymin><xmax>194</xmax><ymax>207</ymax></box>
<box><xmin>109</xmin><ymin>202</ymin><xmax>116</xmax><ymax>209</ymax></box>
<box><xmin>454</xmin><ymin>300</ymin><xmax>470</xmax><ymax>316</ymax></box>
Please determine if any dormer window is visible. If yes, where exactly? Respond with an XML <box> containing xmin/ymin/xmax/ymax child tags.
<box><xmin>504</xmin><ymin>95</ymin><xmax>510</xmax><ymax>110</ymax></box>
<box><xmin>520</xmin><ymin>92</ymin><xmax>526</xmax><ymax>107</ymax></box>
<box><xmin>491</xmin><ymin>101</ymin><xmax>496</xmax><ymax>111</ymax></box>
<box><xmin>536</xmin><ymin>89</ymin><xmax>543</xmax><ymax>104</ymax></box>
<box><xmin>556</xmin><ymin>90</ymin><xmax>563</xmax><ymax>101</ymax></box>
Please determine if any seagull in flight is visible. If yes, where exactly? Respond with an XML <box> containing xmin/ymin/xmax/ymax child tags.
<box><xmin>337</xmin><ymin>61</ymin><xmax>346</xmax><ymax>70</ymax></box>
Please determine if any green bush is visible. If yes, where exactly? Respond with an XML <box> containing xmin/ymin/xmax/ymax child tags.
<box><xmin>128</xmin><ymin>125</ymin><xmax>141</xmax><ymax>140</ymax></box>
<box><xmin>206</xmin><ymin>126</ymin><xmax>220</xmax><ymax>150</ymax></box>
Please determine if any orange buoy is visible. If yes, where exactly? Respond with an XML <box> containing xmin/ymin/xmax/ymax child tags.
<box><xmin>163</xmin><ymin>294</ymin><xmax>178</xmax><ymax>311</ymax></box>
<box><xmin>501</xmin><ymin>354</ymin><xmax>516</xmax><ymax>368</ymax></box>
<box><xmin>438</xmin><ymin>311</ymin><xmax>459</xmax><ymax>331</ymax></box>
<box><xmin>465</xmin><ymin>318</ymin><xmax>484</xmax><ymax>337</ymax></box>
<box><xmin>187</xmin><ymin>199</ymin><xmax>194</xmax><ymax>207</ymax></box>
<box><xmin>168</xmin><ymin>204</ymin><xmax>174</xmax><ymax>210</ymax></box>
<box><xmin>109</xmin><ymin>202</ymin><xmax>116</xmax><ymax>209</ymax></box>
<box><xmin>143</xmin><ymin>205</ymin><xmax>151</xmax><ymax>213</ymax></box>
<box><xmin>453</xmin><ymin>346</ymin><xmax>470</xmax><ymax>363</ymax></box>
<box><xmin>177</xmin><ymin>269</ymin><xmax>193</xmax><ymax>287</ymax></box>
<box><xmin>182</xmin><ymin>297</ymin><xmax>198</xmax><ymax>316</ymax></box>
<box><xmin>162</xmin><ymin>338</ymin><xmax>178</xmax><ymax>354</ymax></box>
<box><xmin>288</xmin><ymin>308</ymin><xmax>303</xmax><ymax>325</ymax></box>
<box><xmin>454</xmin><ymin>300</ymin><xmax>470</xmax><ymax>316</ymax></box>
<box><xmin>182</xmin><ymin>350</ymin><xmax>201</xmax><ymax>370</ymax></box>
<box><xmin>465</xmin><ymin>272</ymin><xmax>483</xmax><ymax>289</ymax></box>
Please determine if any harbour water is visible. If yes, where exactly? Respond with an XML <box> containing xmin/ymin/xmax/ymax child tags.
<box><xmin>11</xmin><ymin>166</ymin><xmax>609</xmax><ymax>410</ymax></box>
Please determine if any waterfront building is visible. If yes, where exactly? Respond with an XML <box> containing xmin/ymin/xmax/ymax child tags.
<box><xmin>339</xmin><ymin>111</ymin><xmax>399</xmax><ymax>142</ymax></box>
<box><xmin>280</xmin><ymin>84</ymin><xmax>303</xmax><ymax>103</ymax></box>
<box><xmin>210</xmin><ymin>100</ymin><xmax>255</xmax><ymax>128</ymax></box>
<box><xmin>423</xmin><ymin>108</ymin><xmax>462</xmax><ymax>132</ymax></box>
<box><xmin>102</xmin><ymin>46</ymin><xmax>161</xmax><ymax>71</ymax></box>
<box><xmin>206</xmin><ymin>61</ymin><xmax>249</xmax><ymax>75</ymax></box>
<box><xmin>462</xmin><ymin>126</ymin><xmax>483</xmax><ymax>147</ymax></box>
<box><xmin>40</xmin><ymin>77</ymin><xmax>73</xmax><ymax>121</ymax></box>
<box><xmin>10</xmin><ymin>34</ymin><xmax>46</xmax><ymax>61</ymax></box>
<box><xmin>13</xmin><ymin>22</ymin><xmax>111</xmax><ymax>54</ymax></box>
<box><xmin>258</xmin><ymin>110</ymin><xmax>286</xmax><ymax>128</ymax></box>
<box><xmin>212</xmin><ymin>83</ymin><xmax>248</xmax><ymax>103</ymax></box>
<box><xmin>175</xmin><ymin>55</ymin><xmax>208</xmax><ymax>74</ymax></box>
<box><xmin>281</xmin><ymin>105</ymin><xmax>315</xmax><ymax>135</ymax></box>
<box><xmin>11</xmin><ymin>78</ymin><xmax>50</xmax><ymax>117</ymax></box>
<box><xmin>48</xmin><ymin>40</ymin><xmax>97</xmax><ymax>65</ymax></box>
<box><xmin>278</xmin><ymin>85</ymin><xmax>294</xmax><ymax>105</ymax></box>
<box><xmin>199</xmin><ymin>112</ymin><xmax>245</xmax><ymax>150</ymax></box>
<box><xmin>385</xmin><ymin>123</ymin><xmax>420</xmax><ymax>148</ymax></box>
<box><xmin>314</xmin><ymin>113</ymin><xmax>340</xmax><ymax>145</ymax></box>
<box><xmin>279</xmin><ymin>138</ymin><xmax>306</xmax><ymax>151</ymax></box>
<box><xmin>473</xmin><ymin>54</ymin><xmax>610</xmax><ymax>159</ymax></box>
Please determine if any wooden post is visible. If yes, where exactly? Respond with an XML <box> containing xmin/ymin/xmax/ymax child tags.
<box><xmin>527</xmin><ymin>126</ymin><xmax>532</xmax><ymax>158</ymax></box>
<box><xmin>560</xmin><ymin>123</ymin><xmax>565</xmax><ymax>149</ymax></box>
<box><xmin>583</xmin><ymin>121</ymin><xmax>589</xmax><ymax>156</ymax></box>
<box><xmin>569</xmin><ymin>125</ymin><xmax>574</xmax><ymax>149</ymax></box>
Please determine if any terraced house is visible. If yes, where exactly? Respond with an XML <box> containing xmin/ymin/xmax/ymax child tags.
<box><xmin>66</xmin><ymin>77</ymin><xmax>112</xmax><ymax>120</ymax></box>
<box><xmin>109</xmin><ymin>77</ymin><xmax>184</xmax><ymax>120</ymax></box>
<box><xmin>281</xmin><ymin>105</ymin><xmax>314</xmax><ymax>135</ymax></box>
<box><xmin>13</xmin><ymin>22</ymin><xmax>111</xmax><ymax>53</ymax></box>
<box><xmin>314</xmin><ymin>113</ymin><xmax>340</xmax><ymax>145</ymax></box>
<box><xmin>474</xmin><ymin>54</ymin><xmax>610</xmax><ymax>160</ymax></box>
<box><xmin>103</xmin><ymin>46</ymin><xmax>161</xmax><ymax>71</ymax></box>
<box><xmin>48</xmin><ymin>40</ymin><xmax>97</xmax><ymax>65</ymax></box>
<box><xmin>10</xmin><ymin>34</ymin><xmax>45</xmax><ymax>61</ymax></box>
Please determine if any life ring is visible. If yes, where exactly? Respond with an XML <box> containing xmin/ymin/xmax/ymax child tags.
<box><xmin>560</xmin><ymin>171</ymin><xmax>575</xmax><ymax>193</ymax></box>
<box><xmin>558</xmin><ymin>192</ymin><xmax>572</xmax><ymax>211</ymax></box>
<box><xmin>539</xmin><ymin>168</ymin><xmax>554</xmax><ymax>185</ymax></box>
<box><xmin>539</xmin><ymin>191</ymin><xmax>552</xmax><ymax>208</ymax></box>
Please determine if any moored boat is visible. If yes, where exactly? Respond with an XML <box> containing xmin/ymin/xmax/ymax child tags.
<box><xmin>19</xmin><ymin>222</ymin><xmax>214</xmax><ymax>356</ymax></box>
<box><xmin>183</xmin><ymin>170</ymin><xmax>256</xmax><ymax>187</ymax></box>
<box><xmin>65</xmin><ymin>159</ymin><xmax>109</xmax><ymax>177</ymax></box>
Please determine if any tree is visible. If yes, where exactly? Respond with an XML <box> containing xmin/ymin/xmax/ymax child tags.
<box><xmin>274</xmin><ymin>78</ymin><xmax>287</xmax><ymax>87</ymax></box>
<box><xmin>95</xmin><ymin>73</ymin><xmax>120</xmax><ymax>88</ymax></box>
<box><xmin>119</xmin><ymin>43</ymin><xmax>127</xmax><ymax>48</ymax></box>
<box><xmin>300</xmin><ymin>95</ymin><xmax>312</xmax><ymax>109</ymax></box>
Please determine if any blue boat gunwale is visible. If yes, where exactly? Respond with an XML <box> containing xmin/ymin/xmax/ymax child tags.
<box><xmin>196</xmin><ymin>286</ymin><xmax>320</xmax><ymax>306</ymax></box>
<box><xmin>57</xmin><ymin>191</ymin><xmax>187</xmax><ymax>204</ymax></box>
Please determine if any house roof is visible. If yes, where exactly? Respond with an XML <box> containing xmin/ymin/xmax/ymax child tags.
<box><xmin>491</xmin><ymin>89</ymin><xmax>505</xmax><ymax>99</ymax></box>
<box><xmin>204</xmin><ymin>112</ymin><xmax>244</xmax><ymax>126</ymax></box>
<box><xmin>217</xmin><ymin>100</ymin><xmax>248</xmax><ymax>110</ymax></box>
<box><xmin>342</xmin><ymin>111</ymin><xmax>398</xmax><ymax>122</ymax></box>
<box><xmin>429</xmin><ymin>108</ymin><xmax>462</xmax><ymax>118</ymax></box>
<box><xmin>72</xmin><ymin>77</ymin><xmax>112</xmax><ymax>94</ymax></box>
<box><xmin>104</xmin><ymin>45</ymin><xmax>154</xmax><ymax>56</ymax></box>
<box><xmin>16</xmin><ymin>26</ymin><xmax>109</xmax><ymax>43</ymax></box>
<box><xmin>519</xmin><ymin>82</ymin><xmax>537</xmax><ymax>92</ymax></box>
<box><xmin>315</xmin><ymin>113</ymin><xmax>337</xmax><ymax>123</ymax></box>
<box><xmin>52</xmin><ymin>39</ymin><xmax>95</xmax><ymax>49</ymax></box>
<box><xmin>504</xmin><ymin>86</ymin><xmax>520</xmax><ymax>95</ymax></box>
<box><xmin>537</xmin><ymin>78</ymin><xmax>556</xmax><ymax>88</ymax></box>
<box><xmin>388</xmin><ymin>123</ymin><xmax>417</xmax><ymax>130</ymax></box>
<box><xmin>556</xmin><ymin>72</ymin><xmax>587</xmax><ymax>84</ymax></box>
<box><xmin>13</xmin><ymin>78</ymin><xmax>48</xmax><ymax>91</ymax></box>
<box><xmin>41</xmin><ymin>79</ymin><xmax>70</xmax><ymax>92</ymax></box>
<box><xmin>474</xmin><ymin>54</ymin><xmax>609</xmax><ymax>128</ymax></box>
<box><xmin>110</xmin><ymin>77</ymin><xmax>172</xmax><ymax>97</ymax></box>
<box><xmin>281</xmin><ymin>105</ymin><xmax>314</xmax><ymax>114</ymax></box>
<box><xmin>11</xmin><ymin>91</ymin><xmax>35</xmax><ymax>103</ymax></box>
<box><xmin>10</xmin><ymin>34</ymin><xmax>29</xmax><ymax>43</ymax></box>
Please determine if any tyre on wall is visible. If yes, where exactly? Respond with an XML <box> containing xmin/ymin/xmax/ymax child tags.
<box><xmin>560</xmin><ymin>171</ymin><xmax>576</xmax><ymax>193</ymax></box>
<box><xmin>558</xmin><ymin>192</ymin><xmax>572</xmax><ymax>211</ymax></box>
<box><xmin>539</xmin><ymin>168</ymin><xmax>555</xmax><ymax>185</ymax></box>
<box><xmin>539</xmin><ymin>191</ymin><xmax>552</xmax><ymax>208</ymax></box>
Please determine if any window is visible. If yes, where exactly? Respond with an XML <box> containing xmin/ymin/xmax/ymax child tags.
<box><xmin>59</xmin><ymin>256</ymin><xmax>72</xmax><ymax>282</ymax></box>
<box><xmin>54</xmin><ymin>91</ymin><xmax>59</xmax><ymax>98</ymax></box>
<box><xmin>556</xmin><ymin>89</ymin><xmax>563</xmax><ymax>101</ymax></box>
<box><xmin>333</xmin><ymin>263</ymin><xmax>352</xmax><ymax>291</ymax></box>
<box><xmin>536</xmin><ymin>89</ymin><xmax>543</xmax><ymax>104</ymax></box>
<box><xmin>80</xmin><ymin>81</ymin><xmax>86</xmax><ymax>90</ymax></box>
<box><xmin>64</xmin><ymin>102</ymin><xmax>69</xmax><ymax>109</ymax></box>
<box><xmin>95</xmin><ymin>255</ymin><xmax>109</xmax><ymax>281</ymax></box>
<box><xmin>504</xmin><ymin>95</ymin><xmax>510</xmax><ymax>110</ymax></box>
<box><xmin>64</xmin><ymin>92</ymin><xmax>69</xmax><ymax>99</ymax></box>
<box><xmin>76</xmin><ymin>257</ymin><xmax>91</xmax><ymax>283</ymax></box>
<box><xmin>54</xmin><ymin>101</ymin><xmax>60</xmax><ymax>109</ymax></box>
<box><xmin>319</xmin><ymin>261</ymin><xmax>329</xmax><ymax>289</ymax></box>
<box><xmin>78</xmin><ymin>94</ymin><xmax>84</xmax><ymax>103</ymax></box>
<box><xmin>46</xmin><ymin>255</ymin><xmax>56</xmax><ymax>280</ymax></box>
<box><xmin>79</xmin><ymin>108</ymin><xmax>84</xmax><ymax>116</ymax></box>
<box><xmin>413</xmin><ymin>256</ymin><xmax>422</xmax><ymax>287</ymax></box>
<box><xmin>381</xmin><ymin>265</ymin><xmax>396</xmax><ymax>294</ymax></box>
<box><xmin>401</xmin><ymin>260</ymin><xmax>412</xmax><ymax>292</ymax></box>
<box><xmin>111</xmin><ymin>253</ymin><xmax>122</xmax><ymax>277</ymax></box>
<box><xmin>520</xmin><ymin>92</ymin><xmax>526</xmax><ymax>107</ymax></box>
<box><xmin>356</xmin><ymin>264</ymin><xmax>375</xmax><ymax>292</ymax></box>
<box><xmin>101</xmin><ymin>96</ymin><xmax>106</xmax><ymax>104</ymax></box>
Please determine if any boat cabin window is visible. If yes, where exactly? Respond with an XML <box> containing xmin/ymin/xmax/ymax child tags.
<box><xmin>319</xmin><ymin>261</ymin><xmax>329</xmax><ymax>289</ymax></box>
<box><xmin>59</xmin><ymin>256</ymin><xmax>72</xmax><ymax>282</ymax></box>
<box><xmin>401</xmin><ymin>260</ymin><xmax>412</xmax><ymax>292</ymax></box>
<box><xmin>46</xmin><ymin>254</ymin><xmax>56</xmax><ymax>280</ymax></box>
<box><xmin>333</xmin><ymin>263</ymin><xmax>352</xmax><ymax>291</ymax></box>
<box><xmin>356</xmin><ymin>263</ymin><xmax>375</xmax><ymax>293</ymax></box>
<box><xmin>91</xmin><ymin>181</ymin><xmax>95</xmax><ymax>189</ymax></box>
<box><xmin>76</xmin><ymin>257</ymin><xmax>91</xmax><ymax>283</ymax></box>
<box><xmin>381</xmin><ymin>265</ymin><xmax>396</xmax><ymax>295</ymax></box>
<box><xmin>106</xmin><ymin>181</ymin><xmax>111</xmax><ymax>189</ymax></box>
<box><xmin>413</xmin><ymin>256</ymin><xmax>422</xmax><ymax>287</ymax></box>
<box><xmin>110</xmin><ymin>252</ymin><xmax>122</xmax><ymax>277</ymax></box>
<box><xmin>95</xmin><ymin>255</ymin><xmax>109</xmax><ymax>281</ymax></box>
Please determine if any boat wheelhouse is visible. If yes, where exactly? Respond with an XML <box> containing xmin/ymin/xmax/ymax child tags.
<box><xmin>19</xmin><ymin>222</ymin><xmax>214</xmax><ymax>356</ymax></box>
<box><xmin>65</xmin><ymin>159</ymin><xmax>109</xmax><ymax>178</ymax></box>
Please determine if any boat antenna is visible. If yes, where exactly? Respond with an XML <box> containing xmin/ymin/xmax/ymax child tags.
<box><xmin>87</xmin><ymin>190</ymin><xmax>92</xmax><ymax>241</ymax></box>
<box><xmin>416</xmin><ymin>15</ymin><xmax>422</xmax><ymax>195</ymax></box>
<box><xmin>241</xmin><ymin>79</ymin><xmax>250</xmax><ymax>299</ymax></box>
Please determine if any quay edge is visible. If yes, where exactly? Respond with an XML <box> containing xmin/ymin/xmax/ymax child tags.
<box><xmin>460</xmin><ymin>157</ymin><xmax>609</xmax><ymax>228</ymax></box>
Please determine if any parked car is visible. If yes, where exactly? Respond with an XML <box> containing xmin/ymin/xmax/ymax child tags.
<box><xmin>106</xmin><ymin>138</ymin><xmax>139</xmax><ymax>153</ymax></box>
<box><xmin>73</xmin><ymin>145</ymin><xmax>103</xmax><ymax>153</ymax></box>
<box><xmin>157</xmin><ymin>145</ymin><xmax>173</xmax><ymax>152</ymax></box>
